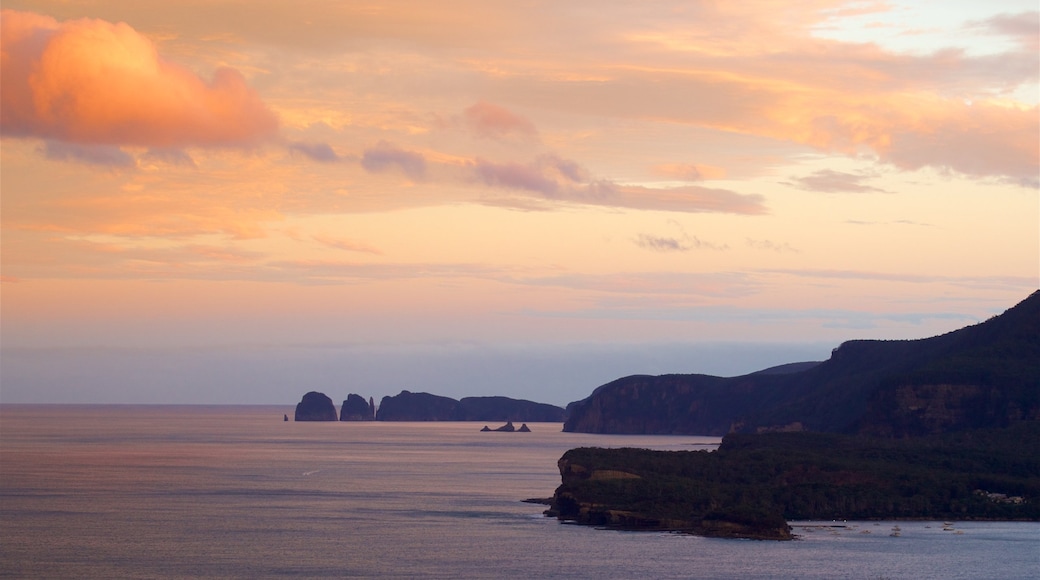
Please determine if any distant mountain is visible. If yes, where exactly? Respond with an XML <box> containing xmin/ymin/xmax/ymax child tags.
<box><xmin>563</xmin><ymin>291</ymin><xmax>1040</xmax><ymax>436</ymax></box>
<box><xmin>375</xmin><ymin>391</ymin><xmax>567</xmax><ymax>422</ymax></box>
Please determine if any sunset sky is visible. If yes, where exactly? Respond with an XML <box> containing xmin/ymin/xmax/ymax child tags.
<box><xmin>2</xmin><ymin>1</ymin><xmax>1037</xmax><ymax>406</ymax></box>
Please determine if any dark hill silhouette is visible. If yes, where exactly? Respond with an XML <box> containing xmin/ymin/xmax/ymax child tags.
<box><xmin>375</xmin><ymin>391</ymin><xmax>566</xmax><ymax>422</ymax></box>
<box><xmin>564</xmin><ymin>291</ymin><xmax>1040</xmax><ymax>436</ymax></box>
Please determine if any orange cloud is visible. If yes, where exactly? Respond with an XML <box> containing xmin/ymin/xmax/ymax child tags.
<box><xmin>0</xmin><ymin>10</ymin><xmax>278</xmax><ymax>147</ymax></box>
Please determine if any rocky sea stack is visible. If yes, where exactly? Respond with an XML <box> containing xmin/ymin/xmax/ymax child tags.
<box><xmin>340</xmin><ymin>393</ymin><xmax>376</xmax><ymax>421</ymax></box>
<box><xmin>294</xmin><ymin>391</ymin><xmax>337</xmax><ymax>421</ymax></box>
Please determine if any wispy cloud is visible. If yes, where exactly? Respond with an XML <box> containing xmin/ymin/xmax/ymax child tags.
<box><xmin>635</xmin><ymin>234</ymin><xmax>689</xmax><ymax>252</ymax></box>
<box><xmin>360</xmin><ymin>141</ymin><xmax>427</xmax><ymax>180</ymax></box>
<box><xmin>40</xmin><ymin>141</ymin><xmax>136</xmax><ymax>168</ymax></box>
<box><xmin>746</xmin><ymin>238</ymin><xmax>799</xmax><ymax>253</ymax></box>
<box><xmin>787</xmin><ymin>169</ymin><xmax>889</xmax><ymax>193</ymax></box>
<box><xmin>471</xmin><ymin>155</ymin><xmax>766</xmax><ymax>214</ymax></box>
<box><xmin>845</xmin><ymin>219</ymin><xmax>933</xmax><ymax>227</ymax></box>
<box><xmin>635</xmin><ymin>220</ymin><xmax>728</xmax><ymax>252</ymax></box>
<box><xmin>312</xmin><ymin>235</ymin><xmax>382</xmax><ymax>255</ymax></box>
<box><xmin>653</xmin><ymin>163</ymin><xmax>728</xmax><ymax>181</ymax></box>
<box><xmin>762</xmin><ymin>268</ymin><xmax>1037</xmax><ymax>291</ymax></box>
<box><xmin>141</xmin><ymin>148</ymin><xmax>197</xmax><ymax>168</ymax></box>
<box><xmin>518</xmin><ymin>271</ymin><xmax>759</xmax><ymax>297</ymax></box>
<box><xmin>288</xmin><ymin>141</ymin><xmax>340</xmax><ymax>163</ymax></box>
<box><xmin>974</xmin><ymin>11</ymin><xmax>1039</xmax><ymax>51</ymax></box>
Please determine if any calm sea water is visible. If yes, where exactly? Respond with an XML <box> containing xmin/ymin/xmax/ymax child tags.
<box><xmin>1</xmin><ymin>405</ymin><xmax>1036</xmax><ymax>579</ymax></box>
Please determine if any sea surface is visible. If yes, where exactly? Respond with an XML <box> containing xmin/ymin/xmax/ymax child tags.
<box><xmin>1</xmin><ymin>405</ymin><xmax>1036</xmax><ymax>579</ymax></box>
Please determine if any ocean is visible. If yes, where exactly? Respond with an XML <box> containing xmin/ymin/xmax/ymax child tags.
<box><xmin>1</xmin><ymin>405</ymin><xmax>1036</xmax><ymax>579</ymax></box>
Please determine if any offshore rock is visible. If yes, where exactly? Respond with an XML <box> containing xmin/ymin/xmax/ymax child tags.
<box><xmin>340</xmin><ymin>393</ymin><xmax>375</xmax><ymax>421</ymax></box>
<box><xmin>294</xmin><ymin>391</ymin><xmax>338</xmax><ymax>421</ymax></box>
<box><xmin>518</xmin><ymin>423</ymin><xmax>531</xmax><ymax>432</ymax></box>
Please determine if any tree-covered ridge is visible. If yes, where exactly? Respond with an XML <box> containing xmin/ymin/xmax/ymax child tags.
<box><xmin>546</xmin><ymin>422</ymin><xmax>1040</xmax><ymax>539</ymax></box>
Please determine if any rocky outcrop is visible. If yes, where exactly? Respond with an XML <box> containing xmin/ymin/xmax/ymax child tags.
<box><xmin>564</xmin><ymin>291</ymin><xmax>1039</xmax><ymax>437</ymax></box>
<box><xmin>340</xmin><ymin>393</ymin><xmax>375</xmax><ymax>421</ymax></box>
<box><xmin>482</xmin><ymin>422</ymin><xmax>533</xmax><ymax>432</ymax></box>
<box><xmin>294</xmin><ymin>391</ymin><xmax>337</xmax><ymax>421</ymax></box>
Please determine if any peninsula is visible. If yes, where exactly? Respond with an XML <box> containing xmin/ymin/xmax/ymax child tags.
<box><xmin>544</xmin><ymin>291</ymin><xmax>1040</xmax><ymax>539</ymax></box>
<box><xmin>546</xmin><ymin>422</ymin><xmax>1040</xmax><ymax>540</ymax></box>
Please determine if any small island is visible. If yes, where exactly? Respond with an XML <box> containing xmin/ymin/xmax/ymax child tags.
<box><xmin>480</xmin><ymin>421</ymin><xmax>532</xmax><ymax>432</ymax></box>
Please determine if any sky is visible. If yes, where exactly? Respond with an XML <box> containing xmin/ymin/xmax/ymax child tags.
<box><xmin>1</xmin><ymin>1</ymin><xmax>1037</xmax><ymax>407</ymax></box>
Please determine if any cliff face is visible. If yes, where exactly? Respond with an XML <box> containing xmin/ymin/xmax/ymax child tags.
<box><xmin>564</xmin><ymin>291</ymin><xmax>1040</xmax><ymax>436</ymax></box>
<box><xmin>294</xmin><ymin>391</ymin><xmax>338</xmax><ymax>421</ymax></box>
<box><xmin>375</xmin><ymin>391</ymin><xmax>567</xmax><ymax>422</ymax></box>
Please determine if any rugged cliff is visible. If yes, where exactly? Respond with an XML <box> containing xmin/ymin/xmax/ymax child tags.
<box><xmin>564</xmin><ymin>291</ymin><xmax>1040</xmax><ymax>436</ymax></box>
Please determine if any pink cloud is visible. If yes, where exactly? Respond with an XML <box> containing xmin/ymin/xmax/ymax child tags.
<box><xmin>462</xmin><ymin>101</ymin><xmax>537</xmax><ymax>139</ymax></box>
<box><xmin>0</xmin><ymin>10</ymin><xmax>278</xmax><ymax>147</ymax></box>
